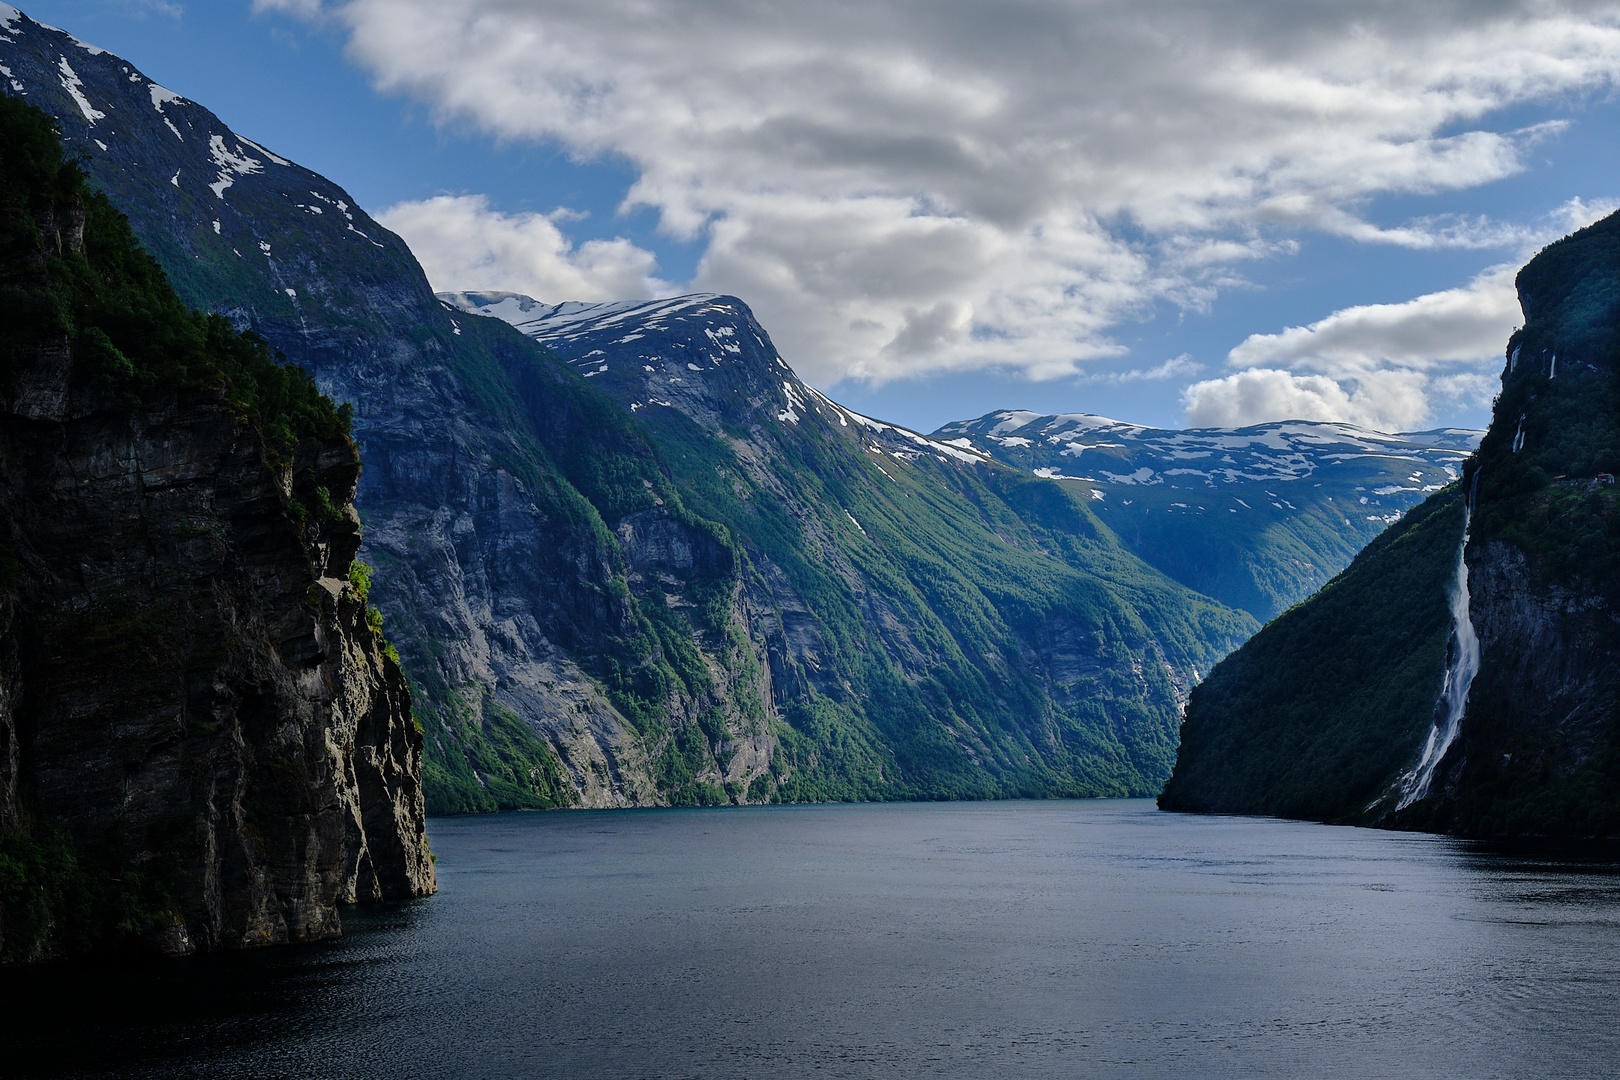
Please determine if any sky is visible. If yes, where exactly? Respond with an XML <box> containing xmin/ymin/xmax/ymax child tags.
<box><xmin>18</xmin><ymin>1</ymin><xmax>1620</xmax><ymax>435</ymax></box>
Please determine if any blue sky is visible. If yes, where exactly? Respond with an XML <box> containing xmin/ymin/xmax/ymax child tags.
<box><xmin>19</xmin><ymin>0</ymin><xmax>1620</xmax><ymax>434</ymax></box>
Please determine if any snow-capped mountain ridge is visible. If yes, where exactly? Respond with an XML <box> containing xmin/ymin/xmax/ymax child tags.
<box><xmin>441</xmin><ymin>290</ymin><xmax>993</xmax><ymax>467</ymax></box>
<box><xmin>934</xmin><ymin>409</ymin><xmax>1481</xmax><ymax>619</ymax></box>
<box><xmin>0</xmin><ymin>6</ymin><xmax>397</xmax><ymax>329</ymax></box>
<box><xmin>936</xmin><ymin>409</ymin><xmax>1477</xmax><ymax>490</ymax></box>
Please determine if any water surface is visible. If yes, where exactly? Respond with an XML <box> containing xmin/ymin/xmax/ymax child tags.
<box><xmin>5</xmin><ymin>799</ymin><xmax>1620</xmax><ymax>1078</ymax></box>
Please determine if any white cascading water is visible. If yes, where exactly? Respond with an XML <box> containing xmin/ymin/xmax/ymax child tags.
<box><xmin>1396</xmin><ymin>475</ymin><xmax>1481</xmax><ymax>810</ymax></box>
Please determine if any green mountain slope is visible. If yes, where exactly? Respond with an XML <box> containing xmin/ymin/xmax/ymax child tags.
<box><xmin>1157</xmin><ymin>487</ymin><xmax>1464</xmax><ymax>819</ymax></box>
<box><xmin>449</xmin><ymin>292</ymin><xmax>1258</xmax><ymax>802</ymax></box>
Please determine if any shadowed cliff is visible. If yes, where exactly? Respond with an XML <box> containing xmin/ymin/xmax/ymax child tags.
<box><xmin>0</xmin><ymin>96</ymin><xmax>433</xmax><ymax>962</ymax></box>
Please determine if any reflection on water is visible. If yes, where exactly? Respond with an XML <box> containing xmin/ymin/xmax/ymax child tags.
<box><xmin>5</xmin><ymin>800</ymin><xmax>1620</xmax><ymax>1079</ymax></box>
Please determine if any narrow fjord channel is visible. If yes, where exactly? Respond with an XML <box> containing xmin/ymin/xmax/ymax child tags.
<box><xmin>6</xmin><ymin>800</ymin><xmax>1620</xmax><ymax>1079</ymax></box>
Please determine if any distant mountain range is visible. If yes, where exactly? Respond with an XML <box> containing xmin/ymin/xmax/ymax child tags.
<box><xmin>449</xmin><ymin>290</ymin><xmax>1479</xmax><ymax>625</ymax></box>
<box><xmin>934</xmin><ymin>411</ymin><xmax>1478</xmax><ymax>619</ymax></box>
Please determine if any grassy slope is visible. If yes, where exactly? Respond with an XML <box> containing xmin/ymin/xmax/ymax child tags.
<box><xmin>640</xmin><ymin>399</ymin><xmax>1256</xmax><ymax>803</ymax></box>
<box><xmin>1084</xmin><ymin>481</ymin><xmax>1391</xmax><ymax>621</ymax></box>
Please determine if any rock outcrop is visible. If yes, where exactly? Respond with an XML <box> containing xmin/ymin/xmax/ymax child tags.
<box><xmin>0</xmin><ymin>93</ymin><xmax>432</xmax><ymax>961</ymax></box>
<box><xmin>1419</xmin><ymin>538</ymin><xmax>1620</xmax><ymax>834</ymax></box>
<box><xmin>0</xmin><ymin>380</ymin><xmax>435</xmax><ymax>957</ymax></box>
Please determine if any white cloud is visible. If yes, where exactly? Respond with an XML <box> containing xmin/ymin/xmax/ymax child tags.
<box><xmin>1228</xmin><ymin>265</ymin><xmax>1524</xmax><ymax>376</ymax></box>
<box><xmin>1183</xmin><ymin>369</ymin><xmax>1362</xmax><ymax>429</ymax></box>
<box><xmin>252</xmin><ymin>0</ymin><xmax>325</xmax><ymax>16</ymax></box>
<box><xmin>1182</xmin><ymin>267</ymin><xmax>1520</xmax><ymax>431</ymax></box>
<box><xmin>1086</xmin><ymin>355</ymin><xmax>1203</xmax><ymax>385</ymax></box>
<box><xmin>376</xmin><ymin>194</ymin><xmax>668</xmax><ymax>303</ymax></box>
<box><xmin>1181</xmin><ymin>195</ymin><xmax>1620</xmax><ymax>430</ymax></box>
<box><xmin>290</xmin><ymin>0</ymin><xmax>1620</xmax><ymax>391</ymax></box>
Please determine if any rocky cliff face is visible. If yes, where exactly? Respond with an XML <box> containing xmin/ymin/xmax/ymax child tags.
<box><xmin>0</xmin><ymin>8</ymin><xmax>676</xmax><ymax>812</ymax></box>
<box><xmin>0</xmin><ymin>380</ymin><xmax>435</xmax><ymax>957</ymax></box>
<box><xmin>0</xmin><ymin>92</ymin><xmax>432</xmax><ymax>960</ymax></box>
<box><xmin>1391</xmin><ymin>211</ymin><xmax>1620</xmax><ymax>836</ymax></box>
<box><xmin>1162</xmin><ymin>209</ymin><xmax>1620</xmax><ymax>838</ymax></box>
<box><xmin>1418</xmin><ymin>538</ymin><xmax>1620</xmax><ymax>834</ymax></box>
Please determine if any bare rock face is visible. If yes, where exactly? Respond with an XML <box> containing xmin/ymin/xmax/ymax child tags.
<box><xmin>1418</xmin><ymin>539</ymin><xmax>1620</xmax><ymax>834</ymax></box>
<box><xmin>0</xmin><ymin>354</ymin><xmax>435</xmax><ymax>959</ymax></box>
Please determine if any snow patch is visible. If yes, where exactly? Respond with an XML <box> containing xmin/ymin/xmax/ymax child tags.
<box><xmin>57</xmin><ymin>57</ymin><xmax>104</xmax><ymax>123</ymax></box>
<box><xmin>208</xmin><ymin>135</ymin><xmax>264</xmax><ymax>200</ymax></box>
<box><xmin>238</xmin><ymin>137</ymin><xmax>291</xmax><ymax>167</ymax></box>
<box><xmin>777</xmin><ymin>381</ymin><xmax>806</xmax><ymax>424</ymax></box>
<box><xmin>148</xmin><ymin>82</ymin><xmax>181</xmax><ymax>111</ymax></box>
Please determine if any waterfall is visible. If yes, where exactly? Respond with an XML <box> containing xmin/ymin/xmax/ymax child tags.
<box><xmin>1512</xmin><ymin>415</ymin><xmax>1525</xmax><ymax>453</ymax></box>
<box><xmin>1550</xmin><ymin>353</ymin><xmax>1558</xmax><ymax>379</ymax></box>
<box><xmin>1396</xmin><ymin>474</ymin><xmax>1481</xmax><ymax>810</ymax></box>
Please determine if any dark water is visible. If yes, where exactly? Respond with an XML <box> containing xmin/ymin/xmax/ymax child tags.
<box><xmin>5</xmin><ymin>800</ymin><xmax>1620</xmax><ymax>1079</ymax></box>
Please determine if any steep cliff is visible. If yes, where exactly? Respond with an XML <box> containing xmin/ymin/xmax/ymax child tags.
<box><xmin>0</xmin><ymin>96</ymin><xmax>432</xmax><ymax>961</ymax></box>
<box><xmin>1162</xmin><ymin>209</ymin><xmax>1620</xmax><ymax>838</ymax></box>
<box><xmin>1399</xmin><ymin>211</ymin><xmax>1620</xmax><ymax>837</ymax></box>
<box><xmin>0</xmin><ymin>9</ymin><xmax>703</xmax><ymax>813</ymax></box>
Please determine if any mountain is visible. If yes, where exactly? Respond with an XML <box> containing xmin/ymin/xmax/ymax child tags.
<box><xmin>0</xmin><ymin>94</ymin><xmax>432</xmax><ymax>961</ymax></box>
<box><xmin>933</xmin><ymin>411</ymin><xmax>1478</xmax><ymax>621</ymax></box>
<box><xmin>1162</xmin><ymin>210</ymin><xmax>1620</xmax><ymax>838</ymax></box>
<box><xmin>1</xmin><ymin>11</ymin><xmax>1255</xmax><ymax>813</ymax></box>
<box><xmin>444</xmin><ymin>291</ymin><xmax>1261</xmax><ymax>801</ymax></box>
